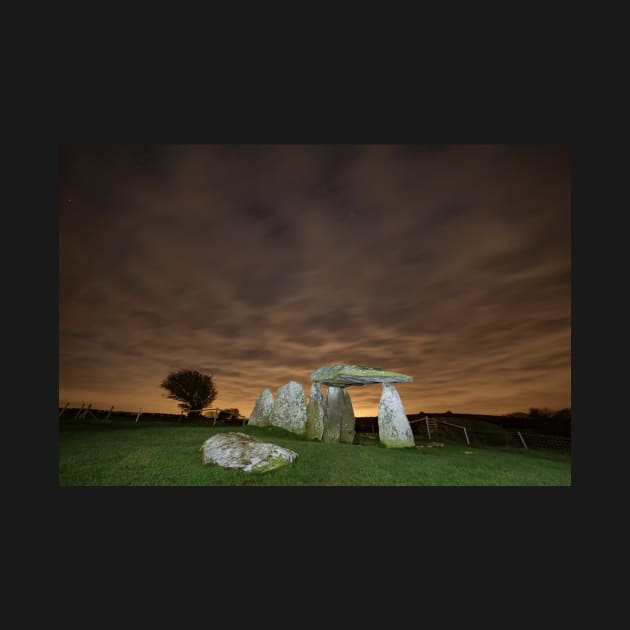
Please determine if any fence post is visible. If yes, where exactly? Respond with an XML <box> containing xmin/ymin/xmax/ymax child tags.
<box><xmin>58</xmin><ymin>402</ymin><xmax>69</xmax><ymax>419</ymax></box>
<box><xmin>79</xmin><ymin>404</ymin><xmax>89</xmax><ymax>419</ymax></box>
<box><xmin>517</xmin><ymin>431</ymin><xmax>528</xmax><ymax>450</ymax></box>
<box><xmin>106</xmin><ymin>406</ymin><xmax>114</xmax><ymax>420</ymax></box>
<box><xmin>135</xmin><ymin>408</ymin><xmax>143</xmax><ymax>423</ymax></box>
<box><xmin>74</xmin><ymin>403</ymin><xmax>85</xmax><ymax>420</ymax></box>
<box><xmin>439</xmin><ymin>421</ymin><xmax>470</xmax><ymax>445</ymax></box>
<box><xmin>425</xmin><ymin>416</ymin><xmax>431</xmax><ymax>440</ymax></box>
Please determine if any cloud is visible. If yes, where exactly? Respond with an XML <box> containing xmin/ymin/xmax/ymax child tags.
<box><xmin>59</xmin><ymin>144</ymin><xmax>571</xmax><ymax>417</ymax></box>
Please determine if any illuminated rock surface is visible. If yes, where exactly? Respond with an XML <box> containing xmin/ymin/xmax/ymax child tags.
<box><xmin>305</xmin><ymin>382</ymin><xmax>326</xmax><ymax>440</ymax></box>
<box><xmin>311</xmin><ymin>364</ymin><xmax>413</xmax><ymax>387</ymax></box>
<box><xmin>377</xmin><ymin>383</ymin><xmax>415</xmax><ymax>448</ymax></box>
<box><xmin>247</xmin><ymin>388</ymin><xmax>274</xmax><ymax>427</ymax></box>
<box><xmin>338</xmin><ymin>388</ymin><xmax>356</xmax><ymax>444</ymax></box>
<box><xmin>200</xmin><ymin>432</ymin><xmax>298</xmax><ymax>473</ymax></box>
<box><xmin>271</xmin><ymin>380</ymin><xmax>307</xmax><ymax>436</ymax></box>
<box><xmin>321</xmin><ymin>386</ymin><xmax>356</xmax><ymax>444</ymax></box>
<box><xmin>322</xmin><ymin>386</ymin><xmax>343</xmax><ymax>442</ymax></box>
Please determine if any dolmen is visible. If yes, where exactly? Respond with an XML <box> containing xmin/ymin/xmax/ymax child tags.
<box><xmin>311</xmin><ymin>365</ymin><xmax>415</xmax><ymax>448</ymax></box>
<box><xmin>247</xmin><ymin>364</ymin><xmax>416</xmax><ymax>448</ymax></box>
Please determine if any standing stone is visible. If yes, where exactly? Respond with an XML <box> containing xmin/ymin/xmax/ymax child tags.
<box><xmin>323</xmin><ymin>386</ymin><xmax>343</xmax><ymax>442</ymax></box>
<box><xmin>377</xmin><ymin>383</ymin><xmax>415</xmax><ymax>448</ymax></box>
<box><xmin>306</xmin><ymin>382</ymin><xmax>326</xmax><ymax>440</ymax></box>
<box><xmin>247</xmin><ymin>388</ymin><xmax>274</xmax><ymax>427</ymax></box>
<box><xmin>339</xmin><ymin>388</ymin><xmax>356</xmax><ymax>444</ymax></box>
<box><xmin>321</xmin><ymin>387</ymin><xmax>356</xmax><ymax>443</ymax></box>
<box><xmin>272</xmin><ymin>381</ymin><xmax>307</xmax><ymax>436</ymax></box>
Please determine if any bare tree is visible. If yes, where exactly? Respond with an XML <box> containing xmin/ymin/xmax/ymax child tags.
<box><xmin>160</xmin><ymin>369</ymin><xmax>218</xmax><ymax>418</ymax></box>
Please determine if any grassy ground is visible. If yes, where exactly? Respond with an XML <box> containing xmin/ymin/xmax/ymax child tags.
<box><xmin>58</xmin><ymin>419</ymin><xmax>571</xmax><ymax>486</ymax></box>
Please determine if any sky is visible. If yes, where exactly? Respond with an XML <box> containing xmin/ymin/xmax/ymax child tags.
<box><xmin>58</xmin><ymin>144</ymin><xmax>571</xmax><ymax>417</ymax></box>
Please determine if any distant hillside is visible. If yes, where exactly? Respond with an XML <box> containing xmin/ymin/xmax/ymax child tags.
<box><xmin>356</xmin><ymin>410</ymin><xmax>571</xmax><ymax>437</ymax></box>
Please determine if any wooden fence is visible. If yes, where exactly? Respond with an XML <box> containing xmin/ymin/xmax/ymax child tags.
<box><xmin>358</xmin><ymin>415</ymin><xmax>569</xmax><ymax>451</ymax></box>
<box><xmin>59</xmin><ymin>404</ymin><xmax>570</xmax><ymax>451</ymax></box>
<box><xmin>414</xmin><ymin>421</ymin><xmax>570</xmax><ymax>450</ymax></box>
<box><xmin>58</xmin><ymin>403</ymin><xmax>247</xmax><ymax>426</ymax></box>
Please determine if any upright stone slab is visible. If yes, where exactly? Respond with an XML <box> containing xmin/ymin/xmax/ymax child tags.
<box><xmin>322</xmin><ymin>386</ymin><xmax>342</xmax><ymax>442</ymax></box>
<box><xmin>306</xmin><ymin>382</ymin><xmax>326</xmax><ymax>441</ymax></box>
<box><xmin>377</xmin><ymin>383</ymin><xmax>415</xmax><ymax>448</ymax></box>
<box><xmin>339</xmin><ymin>388</ymin><xmax>356</xmax><ymax>444</ymax></box>
<box><xmin>272</xmin><ymin>381</ymin><xmax>307</xmax><ymax>436</ymax></box>
<box><xmin>247</xmin><ymin>388</ymin><xmax>274</xmax><ymax>427</ymax></box>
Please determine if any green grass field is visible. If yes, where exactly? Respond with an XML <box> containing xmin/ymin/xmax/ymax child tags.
<box><xmin>58</xmin><ymin>419</ymin><xmax>571</xmax><ymax>486</ymax></box>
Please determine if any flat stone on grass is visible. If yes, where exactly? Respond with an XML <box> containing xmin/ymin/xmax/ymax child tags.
<box><xmin>201</xmin><ymin>432</ymin><xmax>298</xmax><ymax>473</ymax></box>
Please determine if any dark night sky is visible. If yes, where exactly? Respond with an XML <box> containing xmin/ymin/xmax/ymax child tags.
<box><xmin>58</xmin><ymin>144</ymin><xmax>571</xmax><ymax>417</ymax></box>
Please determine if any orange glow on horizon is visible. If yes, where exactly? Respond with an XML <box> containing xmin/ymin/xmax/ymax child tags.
<box><xmin>59</xmin><ymin>144</ymin><xmax>570</xmax><ymax>421</ymax></box>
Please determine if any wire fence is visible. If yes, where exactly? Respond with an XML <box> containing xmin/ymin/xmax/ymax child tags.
<box><xmin>357</xmin><ymin>416</ymin><xmax>570</xmax><ymax>451</ymax></box>
<box><xmin>412</xmin><ymin>420</ymin><xmax>570</xmax><ymax>451</ymax></box>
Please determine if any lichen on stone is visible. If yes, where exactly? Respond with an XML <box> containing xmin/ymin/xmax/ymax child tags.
<box><xmin>310</xmin><ymin>364</ymin><xmax>413</xmax><ymax>387</ymax></box>
<box><xmin>322</xmin><ymin>386</ymin><xmax>343</xmax><ymax>442</ymax></box>
<box><xmin>377</xmin><ymin>383</ymin><xmax>415</xmax><ymax>448</ymax></box>
<box><xmin>200</xmin><ymin>432</ymin><xmax>298</xmax><ymax>473</ymax></box>
<box><xmin>305</xmin><ymin>382</ymin><xmax>326</xmax><ymax>440</ymax></box>
<box><xmin>248</xmin><ymin>388</ymin><xmax>274</xmax><ymax>427</ymax></box>
<box><xmin>271</xmin><ymin>381</ymin><xmax>307</xmax><ymax>436</ymax></box>
<box><xmin>338</xmin><ymin>388</ymin><xmax>356</xmax><ymax>444</ymax></box>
